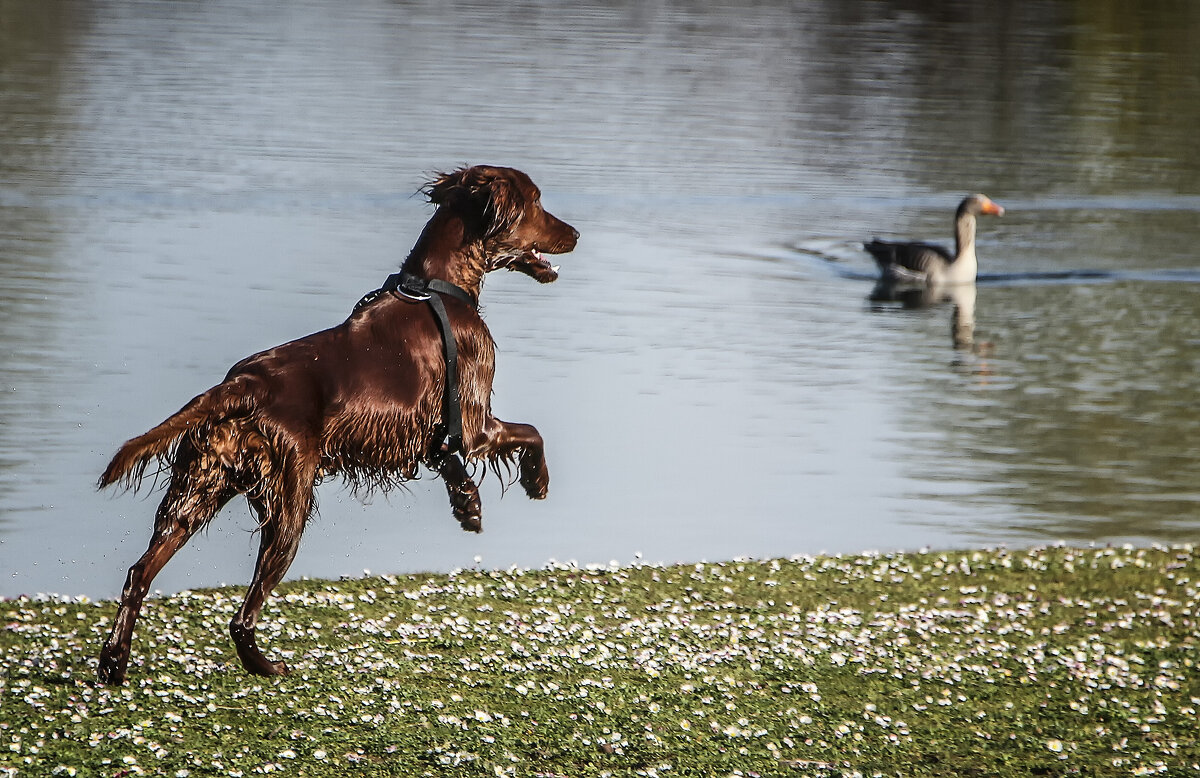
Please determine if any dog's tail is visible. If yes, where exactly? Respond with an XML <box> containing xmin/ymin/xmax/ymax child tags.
<box><xmin>98</xmin><ymin>377</ymin><xmax>256</xmax><ymax>491</ymax></box>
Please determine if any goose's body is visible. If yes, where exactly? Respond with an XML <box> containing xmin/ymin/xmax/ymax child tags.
<box><xmin>865</xmin><ymin>194</ymin><xmax>1004</xmax><ymax>285</ymax></box>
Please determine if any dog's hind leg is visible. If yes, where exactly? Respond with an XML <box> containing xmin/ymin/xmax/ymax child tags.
<box><xmin>433</xmin><ymin>452</ymin><xmax>483</xmax><ymax>533</ymax></box>
<box><xmin>228</xmin><ymin>464</ymin><xmax>314</xmax><ymax>677</ymax></box>
<box><xmin>98</xmin><ymin>444</ymin><xmax>235</xmax><ymax>684</ymax></box>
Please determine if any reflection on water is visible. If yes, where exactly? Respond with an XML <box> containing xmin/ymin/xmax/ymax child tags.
<box><xmin>869</xmin><ymin>281</ymin><xmax>978</xmax><ymax>350</ymax></box>
<box><xmin>1</xmin><ymin>0</ymin><xmax>1198</xmax><ymax>597</ymax></box>
<box><xmin>861</xmin><ymin>278</ymin><xmax>1200</xmax><ymax>544</ymax></box>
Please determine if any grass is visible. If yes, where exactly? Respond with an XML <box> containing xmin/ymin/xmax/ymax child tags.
<box><xmin>2</xmin><ymin>544</ymin><xmax>1198</xmax><ymax>777</ymax></box>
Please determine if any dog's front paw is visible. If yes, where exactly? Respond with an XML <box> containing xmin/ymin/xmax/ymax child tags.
<box><xmin>520</xmin><ymin>466</ymin><xmax>548</xmax><ymax>500</ymax></box>
<box><xmin>454</xmin><ymin>502</ymin><xmax>483</xmax><ymax>533</ymax></box>
<box><xmin>448</xmin><ymin>482</ymin><xmax>482</xmax><ymax>531</ymax></box>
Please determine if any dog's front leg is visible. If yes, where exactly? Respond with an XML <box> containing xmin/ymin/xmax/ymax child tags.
<box><xmin>472</xmin><ymin>417</ymin><xmax>549</xmax><ymax>500</ymax></box>
<box><xmin>432</xmin><ymin>452</ymin><xmax>483</xmax><ymax>532</ymax></box>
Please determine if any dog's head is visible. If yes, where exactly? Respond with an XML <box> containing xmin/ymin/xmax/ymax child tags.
<box><xmin>424</xmin><ymin>166</ymin><xmax>578</xmax><ymax>283</ymax></box>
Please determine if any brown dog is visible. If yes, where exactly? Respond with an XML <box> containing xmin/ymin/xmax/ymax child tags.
<box><xmin>97</xmin><ymin>165</ymin><xmax>578</xmax><ymax>684</ymax></box>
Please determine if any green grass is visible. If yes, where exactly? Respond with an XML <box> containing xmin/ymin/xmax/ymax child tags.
<box><xmin>2</xmin><ymin>545</ymin><xmax>1198</xmax><ymax>776</ymax></box>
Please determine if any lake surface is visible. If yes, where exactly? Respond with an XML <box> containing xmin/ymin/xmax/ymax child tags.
<box><xmin>2</xmin><ymin>0</ymin><xmax>1198</xmax><ymax>599</ymax></box>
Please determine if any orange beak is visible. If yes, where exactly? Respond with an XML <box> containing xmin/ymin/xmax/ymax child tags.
<box><xmin>982</xmin><ymin>198</ymin><xmax>1005</xmax><ymax>216</ymax></box>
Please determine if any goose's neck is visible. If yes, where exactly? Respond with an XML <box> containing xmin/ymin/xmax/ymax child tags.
<box><xmin>946</xmin><ymin>210</ymin><xmax>979</xmax><ymax>283</ymax></box>
<box><xmin>953</xmin><ymin>210</ymin><xmax>977</xmax><ymax>261</ymax></box>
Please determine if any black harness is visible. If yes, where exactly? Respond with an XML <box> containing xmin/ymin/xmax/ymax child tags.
<box><xmin>353</xmin><ymin>272</ymin><xmax>476</xmax><ymax>458</ymax></box>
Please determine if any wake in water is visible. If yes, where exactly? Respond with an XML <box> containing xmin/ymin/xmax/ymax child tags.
<box><xmin>783</xmin><ymin>241</ymin><xmax>1200</xmax><ymax>287</ymax></box>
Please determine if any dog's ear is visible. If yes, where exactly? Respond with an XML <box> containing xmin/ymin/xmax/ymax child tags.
<box><xmin>479</xmin><ymin>173</ymin><xmax>523</xmax><ymax>238</ymax></box>
<box><xmin>424</xmin><ymin>167</ymin><xmax>522</xmax><ymax>238</ymax></box>
<box><xmin>423</xmin><ymin>168</ymin><xmax>472</xmax><ymax>207</ymax></box>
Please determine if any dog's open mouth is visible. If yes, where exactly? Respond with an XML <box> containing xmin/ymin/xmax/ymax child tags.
<box><xmin>490</xmin><ymin>248</ymin><xmax>560</xmax><ymax>283</ymax></box>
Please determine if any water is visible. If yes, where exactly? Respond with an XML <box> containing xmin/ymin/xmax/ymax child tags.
<box><xmin>2</xmin><ymin>0</ymin><xmax>1198</xmax><ymax>599</ymax></box>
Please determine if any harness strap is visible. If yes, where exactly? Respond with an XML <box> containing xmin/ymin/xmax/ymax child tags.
<box><xmin>424</xmin><ymin>289</ymin><xmax>463</xmax><ymax>455</ymax></box>
<box><xmin>425</xmin><ymin>278</ymin><xmax>476</xmax><ymax>309</ymax></box>
<box><xmin>352</xmin><ymin>272</ymin><xmax>477</xmax><ymax>458</ymax></box>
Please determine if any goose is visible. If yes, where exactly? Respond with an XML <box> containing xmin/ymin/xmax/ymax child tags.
<box><xmin>864</xmin><ymin>194</ymin><xmax>1004</xmax><ymax>285</ymax></box>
